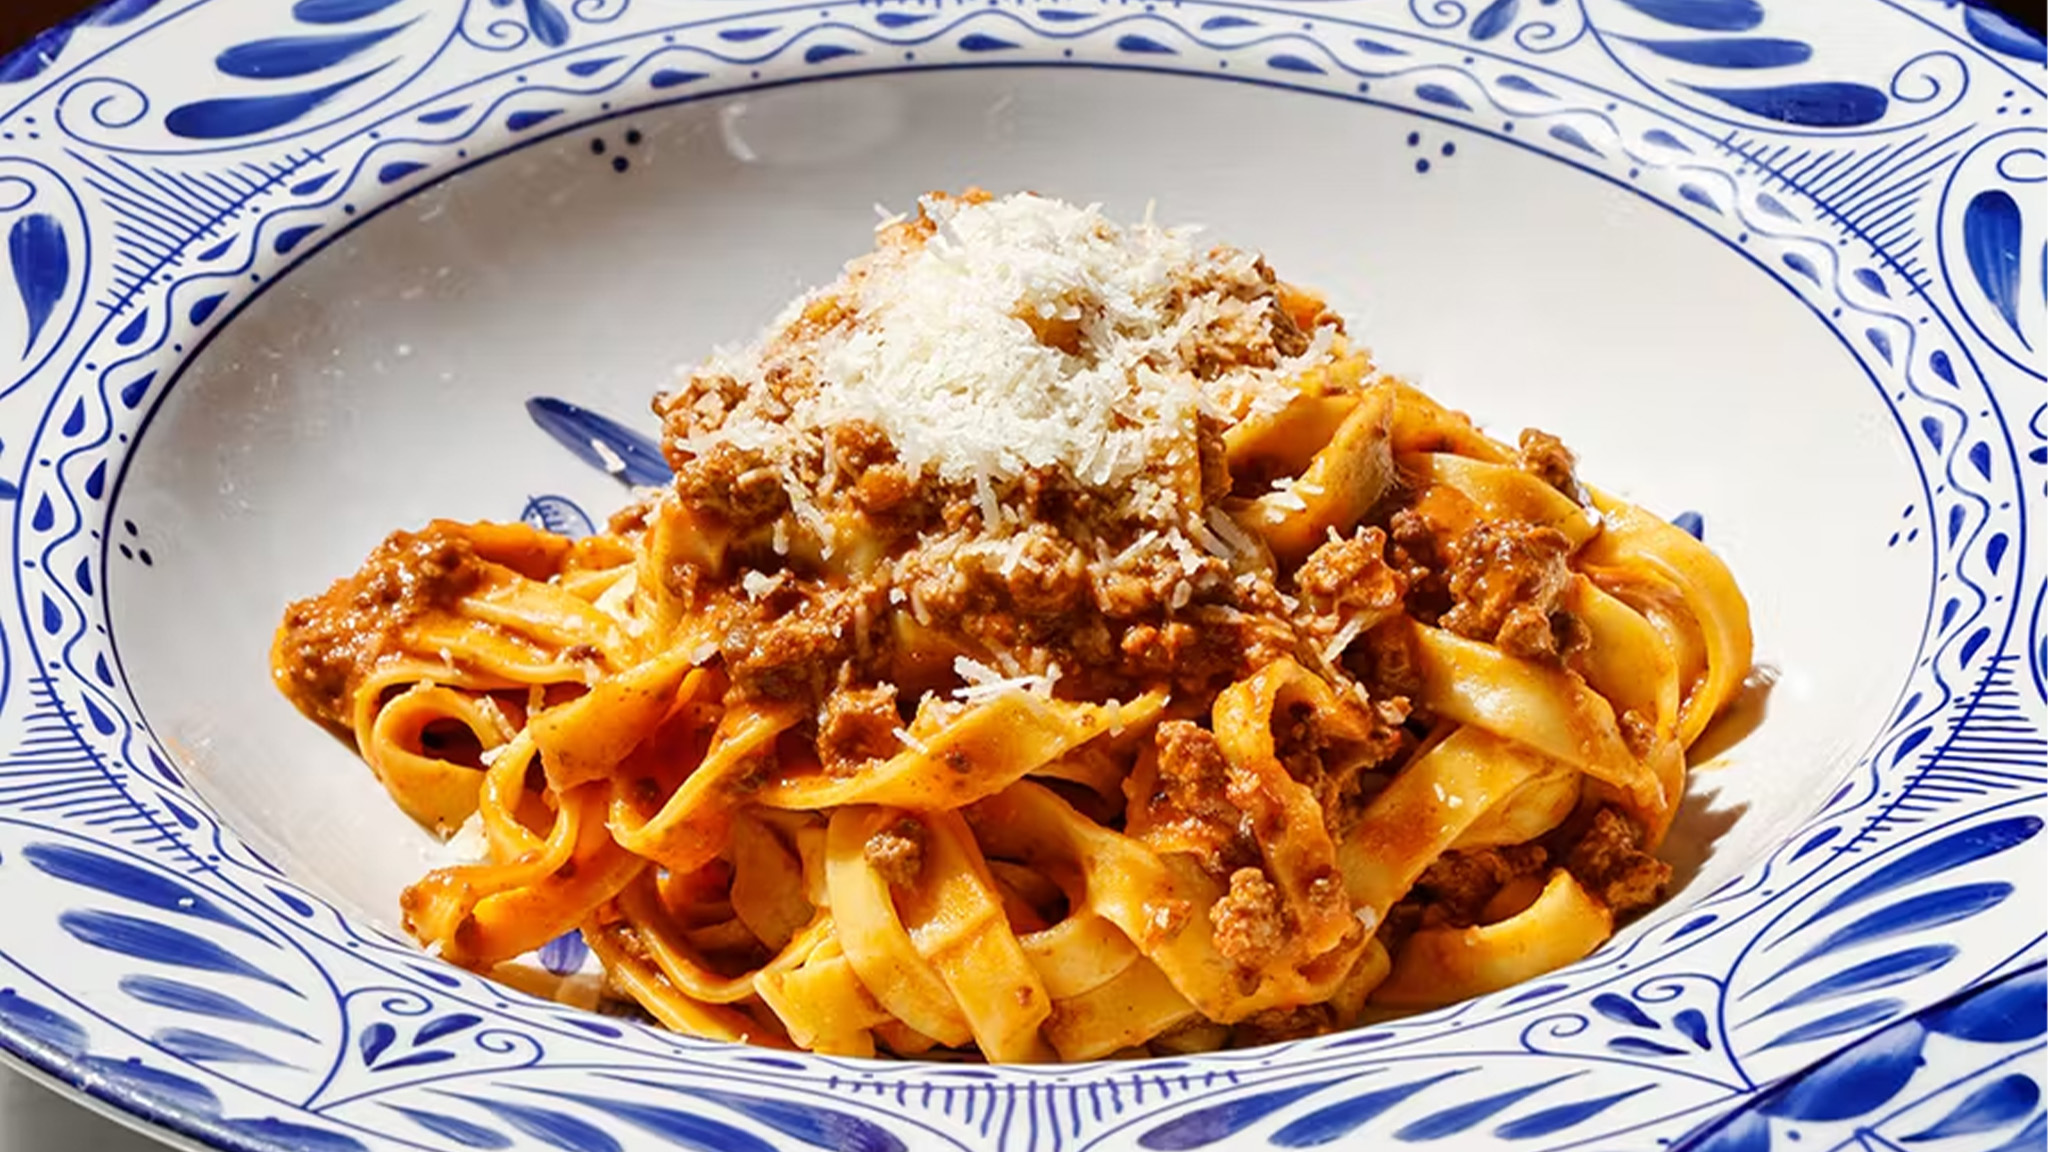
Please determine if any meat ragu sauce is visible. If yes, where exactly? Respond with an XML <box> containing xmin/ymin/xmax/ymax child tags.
<box><xmin>273</xmin><ymin>191</ymin><xmax>1733</xmax><ymax>1056</ymax></box>
<box><xmin>275</xmin><ymin>525</ymin><xmax>631</xmax><ymax>731</ymax></box>
<box><xmin>273</xmin><ymin>423</ymin><xmax>1670</xmax><ymax>1033</ymax></box>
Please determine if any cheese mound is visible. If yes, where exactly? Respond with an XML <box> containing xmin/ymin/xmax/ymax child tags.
<box><xmin>815</xmin><ymin>194</ymin><xmax>1200</xmax><ymax>487</ymax></box>
<box><xmin>663</xmin><ymin>190</ymin><xmax>1342</xmax><ymax>531</ymax></box>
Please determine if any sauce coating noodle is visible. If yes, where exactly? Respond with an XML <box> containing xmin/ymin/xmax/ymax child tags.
<box><xmin>273</xmin><ymin>191</ymin><xmax>1751</xmax><ymax>1059</ymax></box>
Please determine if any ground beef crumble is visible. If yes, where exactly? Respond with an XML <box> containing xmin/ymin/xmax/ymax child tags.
<box><xmin>1295</xmin><ymin>526</ymin><xmax>1408</xmax><ymax>622</ymax></box>
<box><xmin>1412</xmin><ymin>843</ymin><xmax>1551</xmax><ymax>926</ymax></box>
<box><xmin>1210</xmin><ymin>867</ymin><xmax>1288</xmax><ymax>971</ymax></box>
<box><xmin>1135</xmin><ymin>721</ymin><xmax>1258</xmax><ymax>875</ymax></box>
<box><xmin>817</xmin><ymin>683</ymin><xmax>902</xmax><ymax>773</ymax></box>
<box><xmin>1516</xmin><ymin>427</ymin><xmax>1582</xmax><ymax>501</ymax></box>
<box><xmin>864</xmin><ymin>816</ymin><xmax>928</xmax><ymax>887</ymax></box>
<box><xmin>273</xmin><ymin>521</ymin><xmax>569</xmax><ymax>731</ymax></box>
<box><xmin>673</xmin><ymin>442</ymin><xmax>790</xmax><ymax>532</ymax></box>
<box><xmin>1271</xmin><ymin>692</ymin><xmax>1407</xmax><ymax>826</ymax></box>
<box><xmin>722</xmin><ymin>587</ymin><xmax>872</xmax><ymax>702</ymax></box>
<box><xmin>1563</xmin><ymin>807</ymin><xmax>1671</xmax><ymax>916</ymax></box>
<box><xmin>1386</xmin><ymin>507</ymin><xmax>1452</xmax><ymax>625</ymax></box>
<box><xmin>1440</xmin><ymin>520</ymin><xmax>1588</xmax><ymax>664</ymax></box>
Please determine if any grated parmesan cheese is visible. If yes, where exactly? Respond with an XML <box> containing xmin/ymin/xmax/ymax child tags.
<box><xmin>954</xmin><ymin>655</ymin><xmax>1006</xmax><ymax>687</ymax></box>
<box><xmin>1205</xmin><ymin>507</ymin><xmax>1261</xmax><ymax>558</ymax></box>
<box><xmin>1268</xmin><ymin>487</ymin><xmax>1311</xmax><ymax>513</ymax></box>
<box><xmin>805</xmin><ymin>195</ymin><xmax>1202</xmax><ymax>489</ymax></box>
<box><xmin>674</xmin><ymin>192</ymin><xmax>1338</xmax><ymax>529</ymax></box>
<box><xmin>1318</xmin><ymin>612</ymin><xmax>1370</xmax><ymax>669</ymax></box>
<box><xmin>621</xmin><ymin>192</ymin><xmax>1418</xmax><ymax>747</ymax></box>
<box><xmin>953</xmin><ymin>673</ymin><xmax>1056</xmax><ymax>704</ymax></box>
<box><xmin>1113</xmin><ymin>529</ymin><xmax>1161</xmax><ymax>569</ymax></box>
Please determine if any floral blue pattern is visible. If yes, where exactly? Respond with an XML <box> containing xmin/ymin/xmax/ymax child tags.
<box><xmin>0</xmin><ymin>0</ymin><xmax>2040</xmax><ymax>1149</ymax></box>
<box><xmin>1677</xmin><ymin>959</ymin><xmax>2047</xmax><ymax>1151</ymax></box>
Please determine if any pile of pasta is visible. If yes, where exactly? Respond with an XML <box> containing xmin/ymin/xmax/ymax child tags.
<box><xmin>278</xmin><ymin>363</ymin><xmax>1748</xmax><ymax>1063</ymax></box>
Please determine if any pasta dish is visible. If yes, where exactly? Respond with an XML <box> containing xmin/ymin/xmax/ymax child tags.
<box><xmin>273</xmin><ymin>191</ymin><xmax>1752</xmax><ymax>1060</ymax></box>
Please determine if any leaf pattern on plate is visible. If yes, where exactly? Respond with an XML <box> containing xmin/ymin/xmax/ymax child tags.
<box><xmin>7</xmin><ymin>214</ymin><xmax>68</xmax><ymax>353</ymax></box>
<box><xmin>627</xmin><ymin>1082</ymin><xmax>907</xmax><ymax>1152</ymax></box>
<box><xmin>526</xmin><ymin>396</ymin><xmax>672</xmax><ymax>486</ymax></box>
<box><xmin>464</xmin><ymin>1098</ymin><xmax>624</xmax><ymax>1152</ymax></box>
<box><xmin>1771</xmin><ymin>882</ymin><xmax>2012</xmax><ymax>979</ymax></box>
<box><xmin>1136</xmin><ymin>1078</ymin><xmax>1353</xmax><ymax>1149</ymax></box>
<box><xmin>1270</xmin><ymin>1069</ymin><xmax>1474</xmax><ymax>1146</ymax></box>
<box><xmin>1937</xmin><ymin>130</ymin><xmax>2045</xmax><ymax>377</ymax></box>
<box><xmin>58</xmin><ymin>909</ymin><xmax>295</xmax><ymax>992</ymax></box>
<box><xmin>0</xmin><ymin>988</ymin><xmax>88</xmax><ymax>1057</ymax></box>
<box><xmin>1576</xmin><ymin>0</ymin><xmax>1996</xmax><ymax>134</ymax></box>
<box><xmin>1679</xmin><ymin>964</ymin><xmax>2048</xmax><ymax>1151</ymax></box>
<box><xmin>1905</xmin><ymin>1074</ymin><xmax>2041</xmax><ymax>1141</ymax></box>
<box><xmin>23</xmin><ymin>842</ymin><xmax>262</xmax><ymax>939</ymax></box>
<box><xmin>1963</xmin><ymin>191</ymin><xmax>2026</xmax><ymax>345</ymax></box>
<box><xmin>525</xmin><ymin>1089</ymin><xmax>783</xmax><ymax>1152</ymax></box>
<box><xmin>1733</xmin><ymin>815</ymin><xmax>2041</xmax><ymax>1077</ymax></box>
<box><xmin>119</xmin><ymin>974</ymin><xmax>314</xmax><ymax>1039</ymax></box>
<box><xmin>154</xmin><ymin>1026</ymin><xmax>295</xmax><ymax>1066</ymax></box>
<box><xmin>1958</xmin><ymin>3</ymin><xmax>2047</xmax><ymax>63</ymax></box>
<box><xmin>1776</xmin><ymin>817</ymin><xmax>2041</xmax><ymax>937</ymax></box>
<box><xmin>387</xmin><ymin>1105</ymin><xmax>515</xmax><ymax>1148</ymax></box>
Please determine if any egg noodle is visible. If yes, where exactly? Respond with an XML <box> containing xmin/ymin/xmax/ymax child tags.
<box><xmin>274</xmin><ymin>191</ymin><xmax>1751</xmax><ymax>1060</ymax></box>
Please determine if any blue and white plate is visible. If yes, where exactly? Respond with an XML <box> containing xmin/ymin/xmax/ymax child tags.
<box><xmin>0</xmin><ymin>1</ymin><xmax>2042</xmax><ymax>1149</ymax></box>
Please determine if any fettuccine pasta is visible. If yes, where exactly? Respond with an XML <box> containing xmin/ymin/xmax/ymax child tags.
<box><xmin>273</xmin><ymin>191</ymin><xmax>1751</xmax><ymax>1059</ymax></box>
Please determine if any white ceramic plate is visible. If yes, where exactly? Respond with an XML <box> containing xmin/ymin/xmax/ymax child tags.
<box><xmin>0</xmin><ymin>2</ymin><xmax>2042</xmax><ymax>1149</ymax></box>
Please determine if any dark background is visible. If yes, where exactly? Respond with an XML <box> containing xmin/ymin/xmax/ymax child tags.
<box><xmin>4</xmin><ymin>0</ymin><xmax>2044</xmax><ymax>60</ymax></box>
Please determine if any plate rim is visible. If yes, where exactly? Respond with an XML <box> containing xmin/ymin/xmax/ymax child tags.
<box><xmin>0</xmin><ymin>2</ymin><xmax>2041</xmax><ymax>1150</ymax></box>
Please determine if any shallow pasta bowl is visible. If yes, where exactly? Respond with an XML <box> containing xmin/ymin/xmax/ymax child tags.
<box><xmin>0</xmin><ymin>0</ymin><xmax>2043</xmax><ymax>1149</ymax></box>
